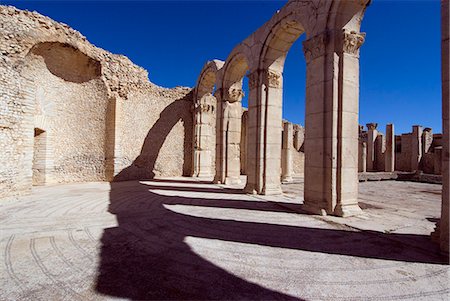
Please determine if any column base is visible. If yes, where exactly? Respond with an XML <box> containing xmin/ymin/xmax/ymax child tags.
<box><xmin>262</xmin><ymin>185</ymin><xmax>282</xmax><ymax>195</ymax></box>
<box><xmin>301</xmin><ymin>202</ymin><xmax>328</xmax><ymax>216</ymax></box>
<box><xmin>333</xmin><ymin>203</ymin><xmax>363</xmax><ymax>217</ymax></box>
<box><xmin>195</xmin><ymin>172</ymin><xmax>213</xmax><ymax>178</ymax></box>
<box><xmin>244</xmin><ymin>183</ymin><xmax>257</xmax><ymax>194</ymax></box>
<box><xmin>281</xmin><ymin>176</ymin><xmax>293</xmax><ymax>183</ymax></box>
<box><xmin>224</xmin><ymin>177</ymin><xmax>241</xmax><ymax>185</ymax></box>
<box><xmin>213</xmin><ymin>175</ymin><xmax>223</xmax><ymax>184</ymax></box>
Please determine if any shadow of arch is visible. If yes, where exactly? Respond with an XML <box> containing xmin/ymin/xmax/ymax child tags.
<box><xmin>114</xmin><ymin>91</ymin><xmax>193</xmax><ymax>181</ymax></box>
<box><xmin>95</xmin><ymin>179</ymin><xmax>446</xmax><ymax>300</ymax></box>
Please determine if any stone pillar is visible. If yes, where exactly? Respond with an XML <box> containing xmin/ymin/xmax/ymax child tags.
<box><xmin>214</xmin><ymin>89</ymin><xmax>225</xmax><ymax>183</ymax></box>
<box><xmin>385</xmin><ymin>124</ymin><xmax>395</xmax><ymax>172</ymax></box>
<box><xmin>240</xmin><ymin>110</ymin><xmax>248</xmax><ymax>175</ymax></box>
<box><xmin>358</xmin><ymin>125</ymin><xmax>367</xmax><ymax>173</ymax></box>
<box><xmin>302</xmin><ymin>30</ymin><xmax>364</xmax><ymax>217</ymax></box>
<box><xmin>438</xmin><ymin>0</ymin><xmax>449</xmax><ymax>256</ymax></box>
<box><xmin>244</xmin><ymin>69</ymin><xmax>283</xmax><ymax>195</ymax></box>
<box><xmin>293</xmin><ymin>125</ymin><xmax>304</xmax><ymax>151</ymax></box>
<box><xmin>192</xmin><ymin>93</ymin><xmax>215</xmax><ymax>177</ymax></box>
<box><xmin>366</xmin><ymin>123</ymin><xmax>378</xmax><ymax>171</ymax></box>
<box><xmin>434</xmin><ymin>146</ymin><xmax>443</xmax><ymax>175</ymax></box>
<box><xmin>375</xmin><ymin>133</ymin><xmax>386</xmax><ymax>171</ymax></box>
<box><xmin>422</xmin><ymin>127</ymin><xmax>433</xmax><ymax>154</ymax></box>
<box><xmin>359</xmin><ymin>141</ymin><xmax>367</xmax><ymax>173</ymax></box>
<box><xmin>411</xmin><ymin>125</ymin><xmax>423</xmax><ymax>171</ymax></box>
<box><xmin>214</xmin><ymin>88</ymin><xmax>243</xmax><ymax>184</ymax></box>
<box><xmin>281</xmin><ymin>122</ymin><xmax>293</xmax><ymax>183</ymax></box>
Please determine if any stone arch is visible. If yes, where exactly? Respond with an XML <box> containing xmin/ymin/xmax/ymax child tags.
<box><xmin>196</xmin><ymin>59</ymin><xmax>223</xmax><ymax>99</ymax></box>
<box><xmin>243</xmin><ymin>11</ymin><xmax>308</xmax><ymax>195</ymax></box>
<box><xmin>242</xmin><ymin>0</ymin><xmax>370</xmax><ymax>218</ymax></box>
<box><xmin>192</xmin><ymin>60</ymin><xmax>224</xmax><ymax>177</ymax></box>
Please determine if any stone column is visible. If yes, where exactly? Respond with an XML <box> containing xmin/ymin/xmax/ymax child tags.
<box><xmin>223</xmin><ymin>88</ymin><xmax>243</xmax><ymax>184</ymax></box>
<box><xmin>438</xmin><ymin>0</ymin><xmax>449</xmax><ymax>256</ymax></box>
<box><xmin>411</xmin><ymin>125</ymin><xmax>423</xmax><ymax>171</ymax></box>
<box><xmin>281</xmin><ymin>122</ymin><xmax>293</xmax><ymax>183</ymax></box>
<box><xmin>422</xmin><ymin>127</ymin><xmax>433</xmax><ymax>154</ymax></box>
<box><xmin>366</xmin><ymin>123</ymin><xmax>378</xmax><ymax>171</ymax></box>
<box><xmin>192</xmin><ymin>94</ymin><xmax>215</xmax><ymax>177</ymax></box>
<box><xmin>385</xmin><ymin>124</ymin><xmax>395</xmax><ymax>172</ymax></box>
<box><xmin>240</xmin><ymin>110</ymin><xmax>248</xmax><ymax>175</ymax></box>
<box><xmin>293</xmin><ymin>125</ymin><xmax>304</xmax><ymax>151</ymax></box>
<box><xmin>434</xmin><ymin>146</ymin><xmax>443</xmax><ymax>175</ymax></box>
<box><xmin>214</xmin><ymin>88</ymin><xmax>242</xmax><ymax>185</ymax></box>
<box><xmin>214</xmin><ymin>88</ymin><xmax>226</xmax><ymax>183</ymax></box>
<box><xmin>359</xmin><ymin>141</ymin><xmax>367</xmax><ymax>173</ymax></box>
<box><xmin>358</xmin><ymin>126</ymin><xmax>367</xmax><ymax>173</ymax></box>
<box><xmin>302</xmin><ymin>30</ymin><xmax>364</xmax><ymax>217</ymax></box>
<box><xmin>244</xmin><ymin>69</ymin><xmax>283</xmax><ymax>195</ymax></box>
<box><xmin>375</xmin><ymin>133</ymin><xmax>386</xmax><ymax>171</ymax></box>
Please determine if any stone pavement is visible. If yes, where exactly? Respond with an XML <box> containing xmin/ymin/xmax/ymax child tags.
<box><xmin>0</xmin><ymin>178</ymin><xmax>449</xmax><ymax>300</ymax></box>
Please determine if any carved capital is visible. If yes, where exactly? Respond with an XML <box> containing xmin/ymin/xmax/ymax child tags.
<box><xmin>264</xmin><ymin>69</ymin><xmax>282</xmax><ymax>88</ymax></box>
<box><xmin>342</xmin><ymin>31</ymin><xmax>365</xmax><ymax>55</ymax></box>
<box><xmin>225</xmin><ymin>87</ymin><xmax>244</xmax><ymax>102</ymax></box>
<box><xmin>366</xmin><ymin>123</ymin><xmax>378</xmax><ymax>131</ymax></box>
<box><xmin>302</xmin><ymin>32</ymin><xmax>327</xmax><ymax>63</ymax></box>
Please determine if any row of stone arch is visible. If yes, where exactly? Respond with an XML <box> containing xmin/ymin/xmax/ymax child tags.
<box><xmin>192</xmin><ymin>0</ymin><xmax>369</xmax><ymax>217</ymax></box>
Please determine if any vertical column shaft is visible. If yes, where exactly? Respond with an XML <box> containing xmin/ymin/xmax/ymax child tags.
<box><xmin>281</xmin><ymin>122</ymin><xmax>293</xmax><ymax>183</ymax></box>
<box><xmin>385</xmin><ymin>124</ymin><xmax>395</xmax><ymax>172</ymax></box>
<box><xmin>411</xmin><ymin>125</ymin><xmax>423</xmax><ymax>171</ymax></box>
<box><xmin>366</xmin><ymin>123</ymin><xmax>378</xmax><ymax>171</ymax></box>
<box><xmin>302</xmin><ymin>30</ymin><xmax>364</xmax><ymax>217</ymax></box>
<box><xmin>439</xmin><ymin>0</ymin><xmax>449</xmax><ymax>256</ymax></box>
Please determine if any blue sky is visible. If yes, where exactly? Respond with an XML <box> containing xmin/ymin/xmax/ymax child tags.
<box><xmin>2</xmin><ymin>0</ymin><xmax>442</xmax><ymax>134</ymax></box>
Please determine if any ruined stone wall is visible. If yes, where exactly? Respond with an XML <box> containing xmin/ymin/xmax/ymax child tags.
<box><xmin>23</xmin><ymin>49</ymin><xmax>110</xmax><ymax>183</ymax></box>
<box><xmin>0</xmin><ymin>6</ymin><xmax>193</xmax><ymax>198</ymax></box>
<box><xmin>0</xmin><ymin>56</ymin><xmax>34</xmax><ymax>198</ymax></box>
<box><xmin>359</xmin><ymin>123</ymin><xmax>443</xmax><ymax>175</ymax></box>
<box><xmin>114</xmin><ymin>87</ymin><xmax>193</xmax><ymax>180</ymax></box>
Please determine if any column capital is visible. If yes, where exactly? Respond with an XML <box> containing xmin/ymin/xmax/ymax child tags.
<box><xmin>341</xmin><ymin>30</ymin><xmax>365</xmax><ymax>56</ymax></box>
<box><xmin>302</xmin><ymin>32</ymin><xmax>327</xmax><ymax>63</ymax></box>
<box><xmin>366</xmin><ymin>123</ymin><xmax>378</xmax><ymax>130</ymax></box>
<box><xmin>264</xmin><ymin>69</ymin><xmax>282</xmax><ymax>88</ymax></box>
<box><xmin>224</xmin><ymin>87</ymin><xmax>244</xmax><ymax>103</ymax></box>
<box><xmin>247</xmin><ymin>69</ymin><xmax>283</xmax><ymax>89</ymax></box>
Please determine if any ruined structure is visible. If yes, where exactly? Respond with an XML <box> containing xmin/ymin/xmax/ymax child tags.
<box><xmin>0</xmin><ymin>0</ymin><xmax>448</xmax><ymax>257</ymax></box>
<box><xmin>358</xmin><ymin>123</ymin><xmax>444</xmax><ymax>176</ymax></box>
<box><xmin>193</xmin><ymin>0</ymin><xmax>370</xmax><ymax>219</ymax></box>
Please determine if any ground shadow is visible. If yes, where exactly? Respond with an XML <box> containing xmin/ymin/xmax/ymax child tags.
<box><xmin>114</xmin><ymin>91</ymin><xmax>193</xmax><ymax>181</ymax></box>
<box><xmin>95</xmin><ymin>180</ymin><xmax>447</xmax><ymax>300</ymax></box>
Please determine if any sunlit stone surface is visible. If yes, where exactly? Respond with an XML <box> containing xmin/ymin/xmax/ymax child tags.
<box><xmin>0</xmin><ymin>178</ymin><xmax>448</xmax><ymax>300</ymax></box>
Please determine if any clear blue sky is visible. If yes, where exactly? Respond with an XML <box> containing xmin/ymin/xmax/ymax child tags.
<box><xmin>3</xmin><ymin>0</ymin><xmax>442</xmax><ymax>134</ymax></box>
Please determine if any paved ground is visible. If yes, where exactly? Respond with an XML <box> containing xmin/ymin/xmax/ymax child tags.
<box><xmin>0</xmin><ymin>178</ymin><xmax>448</xmax><ymax>300</ymax></box>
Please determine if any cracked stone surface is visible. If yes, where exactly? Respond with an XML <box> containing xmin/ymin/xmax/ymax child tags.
<box><xmin>0</xmin><ymin>178</ymin><xmax>448</xmax><ymax>300</ymax></box>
